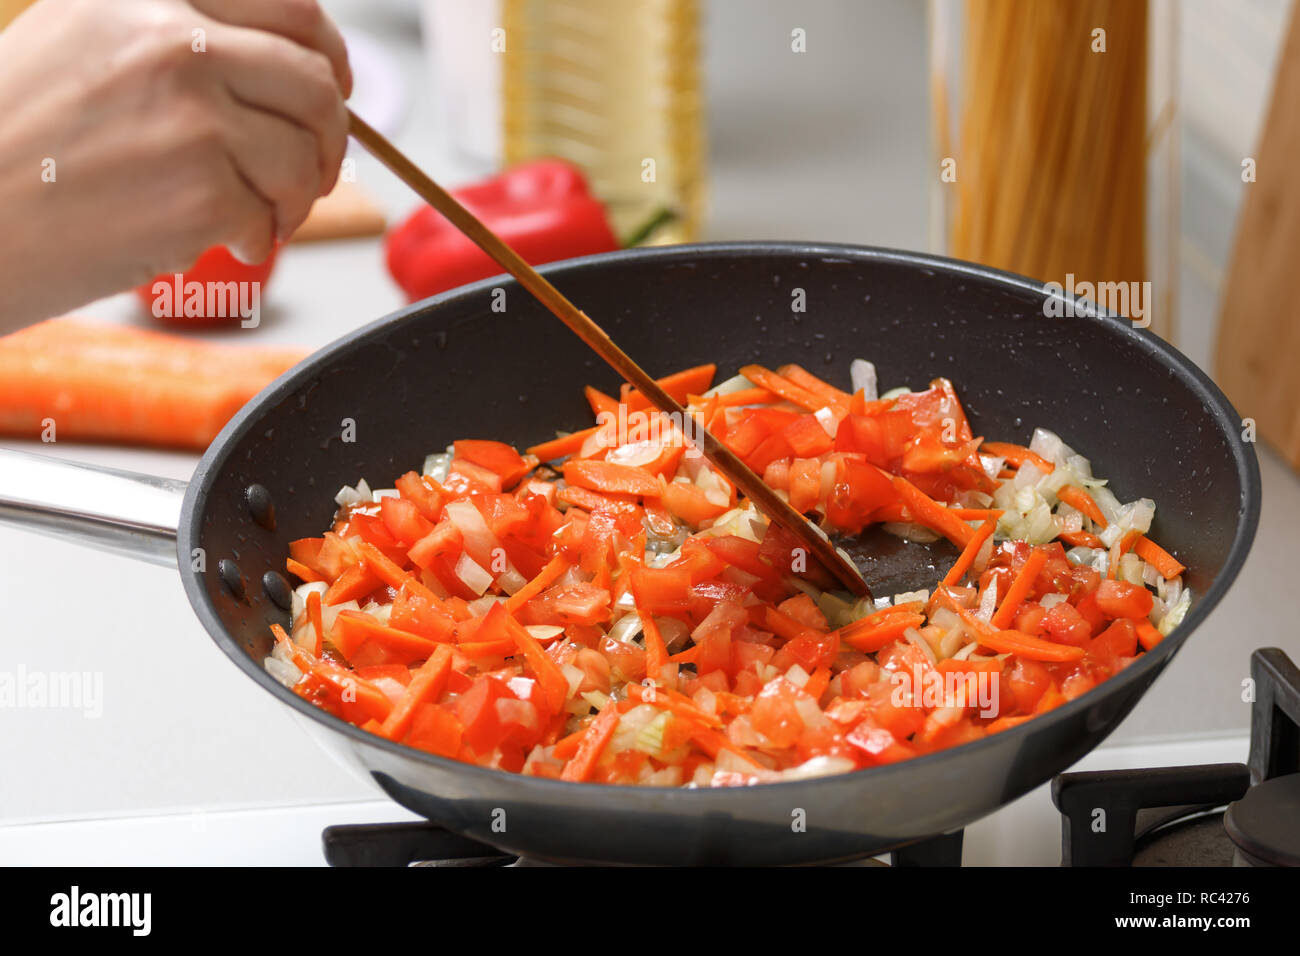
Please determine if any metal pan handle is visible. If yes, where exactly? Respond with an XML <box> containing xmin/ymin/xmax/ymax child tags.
<box><xmin>0</xmin><ymin>448</ymin><xmax>184</xmax><ymax>568</ymax></box>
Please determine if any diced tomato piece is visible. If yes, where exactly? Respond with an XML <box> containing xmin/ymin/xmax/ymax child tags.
<box><xmin>379</xmin><ymin>495</ymin><xmax>435</xmax><ymax>545</ymax></box>
<box><xmin>824</xmin><ymin>456</ymin><xmax>895</xmax><ymax>533</ymax></box>
<box><xmin>453</xmin><ymin>439</ymin><xmax>532</xmax><ymax>488</ymax></box>
<box><xmin>783</xmin><ymin>414</ymin><xmax>834</xmax><ymax>457</ymax></box>
<box><xmin>407</xmin><ymin>521</ymin><xmax>463</xmax><ymax>569</ymax></box>
<box><xmin>404</xmin><ymin>704</ymin><xmax>463</xmax><ymax>757</ymax></box>
<box><xmin>691</xmin><ymin>599</ymin><xmax>748</xmax><ymax>675</ymax></box>
<box><xmin>1041</xmin><ymin>601</ymin><xmax>1093</xmax><ymax>647</ymax></box>
<box><xmin>1094</xmin><ymin>579</ymin><xmax>1154</xmax><ymax>619</ymax></box>
<box><xmin>522</xmin><ymin>582</ymin><xmax>612</xmax><ymax>627</ymax></box>
<box><xmin>389</xmin><ymin>584</ymin><xmax>457</xmax><ymax>642</ymax></box>
<box><xmin>394</xmin><ymin>471</ymin><xmax>446</xmax><ymax>522</ymax></box>
<box><xmin>444</xmin><ymin>458</ymin><xmax>503</xmax><ymax>496</ymax></box>
<box><xmin>629</xmin><ymin>565</ymin><xmax>693</xmax><ymax>616</ymax></box>
<box><xmin>788</xmin><ymin>457</ymin><xmax>823</xmax><ymax>514</ymax></box>
<box><xmin>750</xmin><ymin>678</ymin><xmax>805</xmax><ymax>749</ymax></box>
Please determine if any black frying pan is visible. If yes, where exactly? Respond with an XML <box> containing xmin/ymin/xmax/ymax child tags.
<box><xmin>0</xmin><ymin>243</ymin><xmax>1260</xmax><ymax>865</ymax></box>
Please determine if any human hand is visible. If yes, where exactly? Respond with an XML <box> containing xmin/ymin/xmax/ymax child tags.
<box><xmin>0</xmin><ymin>0</ymin><xmax>351</xmax><ymax>329</ymax></box>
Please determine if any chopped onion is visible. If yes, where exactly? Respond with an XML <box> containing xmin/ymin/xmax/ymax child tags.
<box><xmin>264</xmin><ymin>656</ymin><xmax>302</xmax><ymax>688</ymax></box>
<box><xmin>894</xmin><ymin>588</ymin><xmax>930</xmax><ymax>605</ymax></box>
<box><xmin>607</xmin><ymin>439</ymin><xmax>662</xmax><ymax>469</ymax></box>
<box><xmin>526</xmin><ymin>624</ymin><xmax>565</xmax><ymax>642</ymax></box>
<box><xmin>703</xmin><ymin>373</ymin><xmax>757</xmax><ymax>398</ymax></box>
<box><xmin>882</xmin><ymin>521</ymin><xmax>941</xmax><ymax>544</ymax></box>
<box><xmin>1040</xmin><ymin>592</ymin><xmax>1067</xmax><ymax>609</ymax></box>
<box><xmin>849</xmin><ymin>359</ymin><xmax>878</xmax><ymax>400</ymax></box>
<box><xmin>608</xmin><ymin>613</ymin><xmax>644</xmax><ymax>645</ymax></box>
<box><xmin>903</xmin><ymin>626</ymin><xmax>938</xmax><ymax>665</ymax></box>
<box><xmin>454</xmin><ymin>552</ymin><xmax>493</xmax><ymax>596</ymax></box>
<box><xmin>813</xmin><ymin>405</ymin><xmax>838</xmax><ymax>437</ymax></box>
<box><xmin>422</xmin><ymin>452</ymin><xmax>451</xmax><ymax>483</ymax></box>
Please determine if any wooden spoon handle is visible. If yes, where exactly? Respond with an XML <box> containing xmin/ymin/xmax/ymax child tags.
<box><xmin>348</xmin><ymin>110</ymin><xmax>869</xmax><ymax>596</ymax></box>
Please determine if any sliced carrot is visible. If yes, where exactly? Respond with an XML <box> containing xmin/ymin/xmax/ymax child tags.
<box><xmin>738</xmin><ymin>364</ymin><xmax>830</xmax><ymax>412</ymax></box>
<box><xmin>354</xmin><ymin>541</ymin><xmax>448</xmax><ymax>612</ymax></box>
<box><xmin>839</xmin><ymin>611</ymin><xmax>927</xmax><ymax>653</ymax></box>
<box><xmin>888</xmin><ymin>472</ymin><xmax>974</xmax><ymax>548</ymax></box>
<box><xmin>1058</xmin><ymin>529</ymin><xmax>1104</xmax><ymax>549</ymax></box>
<box><xmin>981</xmin><ymin>441</ymin><xmax>1055</xmax><ymax>474</ymax></box>
<box><xmin>561</xmin><ymin>705</ymin><xmax>621</xmax><ymax>782</ymax></box>
<box><xmin>688</xmin><ymin>386</ymin><xmax>776</xmax><ymax>408</ymax></box>
<box><xmin>626</xmin><ymin>682</ymin><xmax>723</xmax><ymax>728</ymax></box>
<box><xmin>621</xmin><ymin>363</ymin><xmax>717</xmax><ymax>411</ymax></box>
<box><xmin>584</xmin><ymin>385</ymin><xmax>620</xmax><ymax>419</ymax></box>
<box><xmin>942</xmin><ymin>517</ymin><xmax>998</xmax><ymax>586</ymax></box>
<box><xmin>1135</xmin><ymin>618</ymin><xmax>1164</xmax><ymax>651</ymax></box>
<box><xmin>501</xmin><ymin>610</ymin><xmax>571</xmax><ymax>713</ymax></box>
<box><xmin>379</xmin><ymin>644</ymin><xmax>454</xmax><ymax>740</ymax></box>
<box><xmin>332</xmin><ymin>610</ymin><xmax>440</xmax><ymax>663</ymax></box>
<box><xmin>286</xmin><ymin>557</ymin><xmax>323</xmax><ymax>583</ymax></box>
<box><xmin>1133</xmin><ymin>535</ymin><xmax>1185</xmax><ymax>579</ymax></box>
<box><xmin>505</xmin><ymin>553</ymin><xmax>572</xmax><ymax>614</ymax></box>
<box><xmin>640</xmin><ymin>608</ymin><xmax>669</xmax><ymax>682</ymax></box>
<box><xmin>1057</xmin><ymin>484</ymin><xmax>1108</xmax><ymax>528</ymax></box>
<box><xmin>803</xmin><ymin>666</ymin><xmax>832</xmax><ymax>701</ymax></box>
<box><xmin>776</xmin><ymin>364</ymin><xmax>852</xmax><ymax>410</ymax></box>
<box><xmin>306</xmin><ymin>590</ymin><xmax>324</xmax><ymax>656</ymax></box>
<box><xmin>990</xmin><ymin>548</ymin><xmax>1048</xmax><ymax>629</ymax></box>
<box><xmin>527</xmin><ymin>424</ymin><xmax>605</xmax><ymax>463</ymax></box>
<box><xmin>949</xmin><ymin>508</ymin><xmax>1006</xmax><ymax>521</ymax></box>
<box><xmin>0</xmin><ymin>317</ymin><xmax>307</xmax><ymax>449</ymax></box>
<box><xmin>324</xmin><ymin>561</ymin><xmax>381</xmax><ymax>605</ymax></box>
<box><xmin>974</xmin><ymin>628</ymin><xmax>1085</xmax><ymax>662</ymax></box>
<box><xmin>563</xmin><ymin>459</ymin><xmax>661</xmax><ymax>497</ymax></box>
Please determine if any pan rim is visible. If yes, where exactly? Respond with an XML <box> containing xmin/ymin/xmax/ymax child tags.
<box><xmin>179</xmin><ymin>240</ymin><xmax>1262</xmax><ymax>802</ymax></box>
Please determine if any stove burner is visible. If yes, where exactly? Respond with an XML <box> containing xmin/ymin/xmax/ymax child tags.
<box><xmin>1054</xmin><ymin>648</ymin><xmax>1300</xmax><ymax>867</ymax></box>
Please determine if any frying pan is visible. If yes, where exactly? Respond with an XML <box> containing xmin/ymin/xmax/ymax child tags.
<box><xmin>0</xmin><ymin>243</ymin><xmax>1260</xmax><ymax>865</ymax></box>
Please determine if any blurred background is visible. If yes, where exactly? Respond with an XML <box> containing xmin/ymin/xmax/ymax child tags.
<box><xmin>0</xmin><ymin>0</ymin><xmax>1297</xmax><ymax>862</ymax></box>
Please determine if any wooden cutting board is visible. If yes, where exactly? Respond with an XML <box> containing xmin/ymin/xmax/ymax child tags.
<box><xmin>1215</xmin><ymin>4</ymin><xmax>1300</xmax><ymax>471</ymax></box>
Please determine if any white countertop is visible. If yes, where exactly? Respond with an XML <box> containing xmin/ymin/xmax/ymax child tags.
<box><xmin>0</xmin><ymin>0</ymin><xmax>1295</xmax><ymax>858</ymax></box>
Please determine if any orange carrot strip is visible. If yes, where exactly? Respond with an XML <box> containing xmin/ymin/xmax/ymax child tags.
<box><xmin>505</xmin><ymin>553</ymin><xmax>571</xmax><ymax>614</ymax></box>
<box><xmin>379</xmin><ymin>644</ymin><xmax>454</xmax><ymax>741</ymax></box>
<box><xmin>1135</xmin><ymin>618</ymin><xmax>1164</xmax><ymax>651</ymax></box>
<box><xmin>839</xmin><ymin>612</ymin><xmax>927</xmax><ymax>653</ymax></box>
<box><xmin>306</xmin><ymin>590</ymin><xmax>324</xmax><ymax>656</ymax></box>
<box><xmin>1057</xmin><ymin>484</ymin><xmax>1108</xmax><ymax>528</ymax></box>
<box><xmin>949</xmin><ymin>508</ymin><xmax>1006</xmax><ymax>520</ymax></box>
<box><xmin>975</xmin><ymin>628</ymin><xmax>1085</xmax><ymax>662</ymax></box>
<box><xmin>738</xmin><ymin>364</ymin><xmax>830</xmax><ymax>412</ymax></box>
<box><xmin>640</xmin><ymin>608</ymin><xmax>669</xmax><ymax>682</ymax></box>
<box><xmin>527</xmin><ymin>424</ymin><xmax>604</xmax><ymax>462</ymax></box>
<box><xmin>981</xmin><ymin>441</ymin><xmax>1055</xmax><ymax>474</ymax></box>
<box><xmin>1134</xmin><ymin>535</ymin><xmax>1185</xmax><ymax>579</ymax></box>
<box><xmin>622</xmin><ymin>363</ymin><xmax>717</xmax><ymax>411</ymax></box>
<box><xmin>887</xmin><ymin>472</ymin><xmax>974</xmax><ymax>548</ymax></box>
<box><xmin>584</xmin><ymin>385</ymin><xmax>620</xmax><ymax>419</ymax></box>
<box><xmin>286</xmin><ymin>557</ymin><xmax>323</xmax><ymax>583</ymax></box>
<box><xmin>355</xmin><ymin>541</ymin><xmax>449</xmax><ymax>612</ymax></box>
<box><xmin>502</xmin><ymin>610</ymin><xmax>571</xmax><ymax>713</ymax></box>
<box><xmin>561</xmin><ymin>705</ymin><xmax>621</xmax><ymax>782</ymax></box>
<box><xmin>990</xmin><ymin>548</ymin><xmax>1048</xmax><ymax>629</ymax></box>
<box><xmin>776</xmin><ymin>364</ymin><xmax>853</xmax><ymax>410</ymax></box>
<box><xmin>942</xmin><ymin>517</ymin><xmax>998</xmax><ymax>586</ymax></box>
<box><xmin>803</xmin><ymin>666</ymin><xmax>832</xmax><ymax>701</ymax></box>
<box><xmin>1058</xmin><ymin>529</ymin><xmax>1104</xmax><ymax>549</ymax></box>
<box><xmin>687</xmin><ymin>386</ymin><xmax>777</xmax><ymax>408</ymax></box>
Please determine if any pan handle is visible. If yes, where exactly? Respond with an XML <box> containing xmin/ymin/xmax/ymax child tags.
<box><xmin>0</xmin><ymin>448</ymin><xmax>185</xmax><ymax>568</ymax></box>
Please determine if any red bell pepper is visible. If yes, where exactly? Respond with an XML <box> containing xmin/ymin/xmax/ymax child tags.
<box><xmin>385</xmin><ymin>160</ymin><xmax>620</xmax><ymax>301</ymax></box>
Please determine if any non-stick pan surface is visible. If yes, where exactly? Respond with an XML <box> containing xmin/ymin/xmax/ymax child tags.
<box><xmin>179</xmin><ymin>243</ymin><xmax>1259</xmax><ymax>865</ymax></box>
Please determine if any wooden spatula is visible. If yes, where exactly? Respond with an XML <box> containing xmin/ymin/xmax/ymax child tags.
<box><xmin>347</xmin><ymin>110</ymin><xmax>870</xmax><ymax>596</ymax></box>
<box><xmin>1215</xmin><ymin>6</ymin><xmax>1300</xmax><ymax>472</ymax></box>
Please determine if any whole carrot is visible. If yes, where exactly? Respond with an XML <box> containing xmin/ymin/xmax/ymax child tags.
<box><xmin>0</xmin><ymin>318</ymin><xmax>306</xmax><ymax>449</ymax></box>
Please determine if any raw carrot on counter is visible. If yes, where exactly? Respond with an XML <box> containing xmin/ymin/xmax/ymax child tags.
<box><xmin>0</xmin><ymin>318</ymin><xmax>307</xmax><ymax>449</ymax></box>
